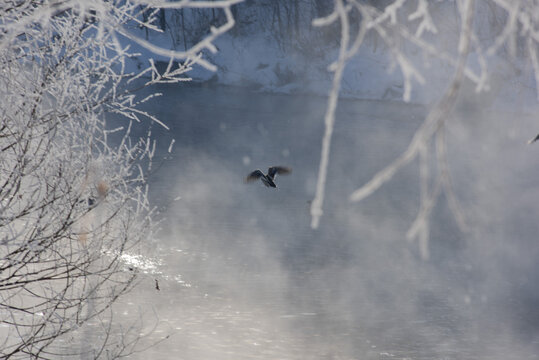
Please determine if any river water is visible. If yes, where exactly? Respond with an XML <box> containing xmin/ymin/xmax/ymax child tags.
<box><xmin>114</xmin><ymin>83</ymin><xmax>539</xmax><ymax>359</ymax></box>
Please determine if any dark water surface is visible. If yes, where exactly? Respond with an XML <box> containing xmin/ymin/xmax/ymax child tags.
<box><xmin>118</xmin><ymin>83</ymin><xmax>539</xmax><ymax>359</ymax></box>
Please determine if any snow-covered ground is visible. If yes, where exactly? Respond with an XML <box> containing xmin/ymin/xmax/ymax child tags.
<box><xmin>126</xmin><ymin>16</ymin><xmax>539</xmax><ymax>113</ymax></box>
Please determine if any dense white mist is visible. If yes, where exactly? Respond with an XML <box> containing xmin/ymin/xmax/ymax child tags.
<box><xmin>117</xmin><ymin>74</ymin><xmax>539</xmax><ymax>358</ymax></box>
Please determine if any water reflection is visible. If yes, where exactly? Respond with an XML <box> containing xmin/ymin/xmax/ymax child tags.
<box><xmin>118</xmin><ymin>84</ymin><xmax>539</xmax><ymax>359</ymax></box>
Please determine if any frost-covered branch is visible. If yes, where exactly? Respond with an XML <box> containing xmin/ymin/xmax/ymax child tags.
<box><xmin>408</xmin><ymin>0</ymin><xmax>438</xmax><ymax>38</ymax></box>
<box><xmin>312</xmin><ymin>0</ymin><xmax>533</xmax><ymax>257</ymax></box>
<box><xmin>349</xmin><ymin>0</ymin><xmax>475</xmax><ymax>259</ymax></box>
<box><xmin>117</xmin><ymin>1</ymin><xmax>239</xmax><ymax>71</ymax></box>
<box><xmin>310</xmin><ymin>0</ymin><xmax>368</xmax><ymax>229</ymax></box>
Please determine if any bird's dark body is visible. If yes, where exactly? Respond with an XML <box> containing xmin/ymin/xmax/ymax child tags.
<box><xmin>245</xmin><ymin>166</ymin><xmax>291</xmax><ymax>188</ymax></box>
<box><xmin>261</xmin><ymin>176</ymin><xmax>277</xmax><ymax>188</ymax></box>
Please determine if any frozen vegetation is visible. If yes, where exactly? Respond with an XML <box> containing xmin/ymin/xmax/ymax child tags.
<box><xmin>0</xmin><ymin>0</ymin><xmax>238</xmax><ymax>358</ymax></box>
<box><xmin>2</xmin><ymin>0</ymin><xmax>539</xmax><ymax>359</ymax></box>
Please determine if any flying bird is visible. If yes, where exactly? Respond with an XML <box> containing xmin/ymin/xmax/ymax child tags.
<box><xmin>245</xmin><ymin>166</ymin><xmax>291</xmax><ymax>188</ymax></box>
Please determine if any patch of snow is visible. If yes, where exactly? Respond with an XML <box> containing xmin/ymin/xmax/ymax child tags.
<box><xmin>129</xmin><ymin>15</ymin><xmax>539</xmax><ymax>112</ymax></box>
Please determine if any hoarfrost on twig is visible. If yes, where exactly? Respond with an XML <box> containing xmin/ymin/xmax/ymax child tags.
<box><xmin>310</xmin><ymin>1</ymin><xmax>529</xmax><ymax>259</ymax></box>
<box><xmin>0</xmin><ymin>0</ymin><xmax>241</xmax><ymax>357</ymax></box>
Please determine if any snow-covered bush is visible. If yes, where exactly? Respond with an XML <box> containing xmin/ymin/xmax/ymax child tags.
<box><xmin>0</xmin><ymin>0</ymin><xmax>239</xmax><ymax>358</ymax></box>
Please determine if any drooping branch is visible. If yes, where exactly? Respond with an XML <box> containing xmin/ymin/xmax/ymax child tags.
<box><xmin>350</xmin><ymin>0</ymin><xmax>475</xmax><ymax>258</ymax></box>
<box><xmin>310</xmin><ymin>0</ymin><xmax>368</xmax><ymax>229</ymax></box>
<box><xmin>311</xmin><ymin>1</ymin><xmax>534</xmax><ymax>244</ymax></box>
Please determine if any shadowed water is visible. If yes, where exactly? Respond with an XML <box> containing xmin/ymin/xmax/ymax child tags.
<box><xmin>115</xmin><ymin>83</ymin><xmax>539</xmax><ymax>359</ymax></box>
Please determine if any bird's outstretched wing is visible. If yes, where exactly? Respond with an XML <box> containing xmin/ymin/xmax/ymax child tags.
<box><xmin>528</xmin><ymin>133</ymin><xmax>539</xmax><ymax>144</ymax></box>
<box><xmin>267</xmin><ymin>166</ymin><xmax>291</xmax><ymax>180</ymax></box>
<box><xmin>245</xmin><ymin>169</ymin><xmax>264</xmax><ymax>183</ymax></box>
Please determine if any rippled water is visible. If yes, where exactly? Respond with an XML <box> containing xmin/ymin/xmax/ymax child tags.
<box><xmin>116</xmin><ymin>84</ymin><xmax>539</xmax><ymax>359</ymax></box>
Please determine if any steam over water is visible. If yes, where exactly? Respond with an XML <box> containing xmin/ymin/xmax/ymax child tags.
<box><xmin>120</xmin><ymin>84</ymin><xmax>539</xmax><ymax>359</ymax></box>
